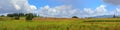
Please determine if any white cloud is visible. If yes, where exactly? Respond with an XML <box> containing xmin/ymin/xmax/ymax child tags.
<box><xmin>36</xmin><ymin>5</ymin><xmax>111</xmax><ymax>18</ymax></box>
<box><xmin>81</xmin><ymin>5</ymin><xmax>108</xmax><ymax>17</ymax></box>
<box><xmin>0</xmin><ymin>0</ymin><xmax>37</xmax><ymax>14</ymax></box>
<box><xmin>83</xmin><ymin>8</ymin><xmax>94</xmax><ymax>14</ymax></box>
<box><xmin>0</xmin><ymin>0</ymin><xmax>119</xmax><ymax>18</ymax></box>
<box><xmin>95</xmin><ymin>5</ymin><xmax>108</xmax><ymax>15</ymax></box>
<box><xmin>14</xmin><ymin>4</ymin><xmax>21</xmax><ymax>10</ymax></box>
<box><xmin>30</xmin><ymin>5</ymin><xmax>37</xmax><ymax>10</ymax></box>
<box><xmin>36</xmin><ymin>5</ymin><xmax>114</xmax><ymax>18</ymax></box>
<box><xmin>116</xmin><ymin>8</ymin><xmax>120</xmax><ymax>12</ymax></box>
<box><xmin>96</xmin><ymin>5</ymin><xmax>107</xmax><ymax>13</ymax></box>
<box><xmin>114</xmin><ymin>8</ymin><xmax>120</xmax><ymax>15</ymax></box>
<box><xmin>37</xmin><ymin>5</ymin><xmax>80</xmax><ymax>18</ymax></box>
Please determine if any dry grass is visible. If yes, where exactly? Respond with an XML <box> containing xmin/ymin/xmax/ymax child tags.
<box><xmin>1</xmin><ymin>17</ymin><xmax>120</xmax><ymax>30</ymax></box>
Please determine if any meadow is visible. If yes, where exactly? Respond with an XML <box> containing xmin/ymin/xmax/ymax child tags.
<box><xmin>0</xmin><ymin>17</ymin><xmax>120</xmax><ymax>30</ymax></box>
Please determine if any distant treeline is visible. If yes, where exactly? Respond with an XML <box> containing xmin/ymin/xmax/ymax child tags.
<box><xmin>0</xmin><ymin>13</ymin><xmax>38</xmax><ymax>20</ymax></box>
<box><xmin>0</xmin><ymin>13</ymin><xmax>85</xmax><ymax>19</ymax></box>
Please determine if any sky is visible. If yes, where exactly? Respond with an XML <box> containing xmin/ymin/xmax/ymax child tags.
<box><xmin>0</xmin><ymin>0</ymin><xmax>120</xmax><ymax>18</ymax></box>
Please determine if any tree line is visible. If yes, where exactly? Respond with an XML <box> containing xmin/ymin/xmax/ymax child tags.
<box><xmin>2</xmin><ymin>13</ymin><xmax>37</xmax><ymax>20</ymax></box>
<box><xmin>1</xmin><ymin>13</ymin><xmax>120</xmax><ymax>19</ymax></box>
<box><xmin>0</xmin><ymin>13</ymin><xmax>88</xmax><ymax>20</ymax></box>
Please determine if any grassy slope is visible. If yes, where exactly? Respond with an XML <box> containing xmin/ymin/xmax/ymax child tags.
<box><xmin>0</xmin><ymin>17</ymin><xmax>120</xmax><ymax>30</ymax></box>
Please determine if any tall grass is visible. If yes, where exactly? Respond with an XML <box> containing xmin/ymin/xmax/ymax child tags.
<box><xmin>84</xmin><ymin>20</ymin><xmax>120</xmax><ymax>22</ymax></box>
<box><xmin>1</xmin><ymin>17</ymin><xmax>120</xmax><ymax>30</ymax></box>
<box><xmin>0</xmin><ymin>20</ymin><xmax>120</xmax><ymax>30</ymax></box>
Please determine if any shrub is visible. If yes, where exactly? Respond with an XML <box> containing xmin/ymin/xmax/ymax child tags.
<box><xmin>0</xmin><ymin>15</ymin><xmax>5</xmax><ymax>17</ymax></box>
<box><xmin>26</xmin><ymin>13</ymin><xmax>34</xmax><ymax>20</ymax></box>
<box><xmin>14</xmin><ymin>16</ymin><xmax>20</xmax><ymax>20</ymax></box>
<box><xmin>72</xmin><ymin>16</ymin><xmax>78</xmax><ymax>18</ymax></box>
<box><xmin>7</xmin><ymin>14</ymin><xmax>14</xmax><ymax>17</ymax></box>
<box><xmin>7</xmin><ymin>13</ymin><xmax>20</xmax><ymax>20</ymax></box>
<box><xmin>13</xmin><ymin>13</ymin><xmax>20</xmax><ymax>20</ymax></box>
<box><xmin>19</xmin><ymin>13</ymin><xmax>25</xmax><ymax>17</ymax></box>
<box><xmin>113</xmin><ymin>14</ymin><xmax>116</xmax><ymax>18</ymax></box>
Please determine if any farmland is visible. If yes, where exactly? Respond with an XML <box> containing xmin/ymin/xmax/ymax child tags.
<box><xmin>0</xmin><ymin>17</ymin><xmax>120</xmax><ymax>30</ymax></box>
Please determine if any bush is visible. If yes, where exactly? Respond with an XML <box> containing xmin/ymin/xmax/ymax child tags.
<box><xmin>19</xmin><ymin>13</ymin><xmax>25</xmax><ymax>17</ymax></box>
<box><xmin>0</xmin><ymin>15</ymin><xmax>5</xmax><ymax>17</ymax></box>
<box><xmin>113</xmin><ymin>15</ymin><xmax>116</xmax><ymax>18</ymax></box>
<box><xmin>26</xmin><ymin>13</ymin><xmax>34</xmax><ymax>20</ymax></box>
<box><xmin>14</xmin><ymin>16</ymin><xmax>20</xmax><ymax>20</ymax></box>
<box><xmin>7</xmin><ymin>13</ymin><xmax>20</xmax><ymax>20</ymax></box>
<box><xmin>72</xmin><ymin>16</ymin><xmax>78</xmax><ymax>18</ymax></box>
<box><xmin>7</xmin><ymin>14</ymin><xmax>14</xmax><ymax>17</ymax></box>
<box><xmin>13</xmin><ymin>13</ymin><xmax>20</xmax><ymax>20</ymax></box>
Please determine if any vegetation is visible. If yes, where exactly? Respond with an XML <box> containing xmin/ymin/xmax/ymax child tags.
<box><xmin>19</xmin><ymin>13</ymin><xmax>25</xmax><ymax>17</ymax></box>
<box><xmin>72</xmin><ymin>16</ymin><xmax>78</xmax><ymax>18</ymax></box>
<box><xmin>113</xmin><ymin>14</ymin><xmax>116</xmax><ymax>18</ymax></box>
<box><xmin>0</xmin><ymin>15</ymin><xmax>5</xmax><ymax>17</ymax></box>
<box><xmin>1</xmin><ymin>13</ymin><xmax>120</xmax><ymax>30</ymax></box>
<box><xmin>13</xmin><ymin>13</ymin><xmax>20</xmax><ymax>20</ymax></box>
<box><xmin>7</xmin><ymin>14</ymin><xmax>14</xmax><ymax>17</ymax></box>
<box><xmin>84</xmin><ymin>20</ymin><xmax>120</xmax><ymax>22</ymax></box>
<box><xmin>1</xmin><ymin>18</ymin><xmax>120</xmax><ymax>30</ymax></box>
<box><xmin>5</xmin><ymin>13</ymin><xmax>36</xmax><ymax>20</ymax></box>
<box><xmin>26</xmin><ymin>13</ymin><xmax>34</xmax><ymax>20</ymax></box>
<box><xmin>0</xmin><ymin>17</ymin><xmax>120</xmax><ymax>30</ymax></box>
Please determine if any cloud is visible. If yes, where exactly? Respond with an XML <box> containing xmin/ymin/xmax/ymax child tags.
<box><xmin>36</xmin><ymin>5</ymin><xmax>112</xmax><ymax>18</ymax></box>
<box><xmin>37</xmin><ymin>5</ymin><xmax>80</xmax><ymax>18</ymax></box>
<box><xmin>115</xmin><ymin>8</ymin><xmax>120</xmax><ymax>15</ymax></box>
<box><xmin>83</xmin><ymin>8</ymin><xmax>94</xmax><ymax>15</ymax></box>
<box><xmin>0</xmin><ymin>0</ymin><xmax>37</xmax><ymax>14</ymax></box>
<box><xmin>102</xmin><ymin>0</ymin><xmax>120</xmax><ymax>6</ymax></box>
<box><xmin>95</xmin><ymin>5</ymin><xmax>108</xmax><ymax>15</ymax></box>
<box><xmin>0</xmin><ymin>0</ymin><xmax>119</xmax><ymax>18</ymax></box>
<box><xmin>81</xmin><ymin>5</ymin><xmax>108</xmax><ymax>17</ymax></box>
<box><xmin>116</xmin><ymin>8</ymin><xmax>120</xmax><ymax>12</ymax></box>
<box><xmin>14</xmin><ymin>4</ymin><xmax>21</xmax><ymax>10</ymax></box>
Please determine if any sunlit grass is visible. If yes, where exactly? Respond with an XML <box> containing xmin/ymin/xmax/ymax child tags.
<box><xmin>1</xmin><ymin>17</ymin><xmax>120</xmax><ymax>30</ymax></box>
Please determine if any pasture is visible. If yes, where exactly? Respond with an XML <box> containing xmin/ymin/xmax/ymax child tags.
<box><xmin>0</xmin><ymin>17</ymin><xmax>120</xmax><ymax>30</ymax></box>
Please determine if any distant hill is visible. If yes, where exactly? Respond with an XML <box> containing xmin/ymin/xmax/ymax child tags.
<box><xmin>89</xmin><ymin>15</ymin><xmax>120</xmax><ymax>18</ymax></box>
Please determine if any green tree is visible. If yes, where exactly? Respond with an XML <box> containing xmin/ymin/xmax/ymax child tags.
<box><xmin>7</xmin><ymin>13</ymin><xmax>20</xmax><ymax>20</ymax></box>
<box><xmin>26</xmin><ymin>13</ymin><xmax>34</xmax><ymax>20</ymax></box>
<box><xmin>19</xmin><ymin>13</ymin><xmax>25</xmax><ymax>17</ymax></box>
<box><xmin>113</xmin><ymin>14</ymin><xmax>116</xmax><ymax>18</ymax></box>
<box><xmin>0</xmin><ymin>15</ymin><xmax>5</xmax><ymax>17</ymax></box>
<box><xmin>72</xmin><ymin>16</ymin><xmax>78</xmax><ymax>18</ymax></box>
<box><xmin>13</xmin><ymin>13</ymin><xmax>20</xmax><ymax>20</ymax></box>
<box><xmin>7</xmin><ymin>14</ymin><xmax>14</xmax><ymax>17</ymax></box>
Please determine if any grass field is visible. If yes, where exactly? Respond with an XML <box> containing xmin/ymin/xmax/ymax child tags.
<box><xmin>1</xmin><ymin>17</ymin><xmax>120</xmax><ymax>30</ymax></box>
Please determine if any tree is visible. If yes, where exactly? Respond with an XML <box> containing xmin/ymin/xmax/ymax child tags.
<box><xmin>72</xmin><ymin>16</ymin><xmax>78</xmax><ymax>18</ymax></box>
<box><xmin>0</xmin><ymin>15</ymin><xmax>5</xmax><ymax>17</ymax></box>
<box><xmin>26</xmin><ymin>13</ymin><xmax>34</xmax><ymax>20</ymax></box>
<box><xmin>19</xmin><ymin>13</ymin><xmax>25</xmax><ymax>17</ymax></box>
<box><xmin>13</xmin><ymin>13</ymin><xmax>20</xmax><ymax>20</ymax></box>
<box><xmin>113</xmin><ymin>14</ymin><xmax>116</xmax><ymax>18</ymax></box>
<box><xmin>14</xmin><ymin>16</ymin><xmax>20</xmax><ymax>20</ymax></box>
<box><xmin>7</xmin><ymin>14</ymin><xmax>14</xmax><ymax>17</ymax></box>
<box><xmin>7</xmin><ymin>13</ymin><xmax>20</xmax><ymax>20</ymax></box>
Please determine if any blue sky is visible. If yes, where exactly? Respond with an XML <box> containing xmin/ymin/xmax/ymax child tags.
<box><xmin>27</xmin><ymin>0</ymin><xmax>120</xmax><ymax>18</ymax></box>
<box><xmin>28</xmin><ymin>0</ymin><xmax>116</xmax><ymax>10</ymax></box>
<box><xmin>0</xmin><ymin>0</ymin><xmax>120</xmax><ymax>18</ymax></box>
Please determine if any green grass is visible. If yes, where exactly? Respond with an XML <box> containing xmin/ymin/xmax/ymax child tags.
<box><xmin>1</xmin><ymin>17</ymin><xmax>120</xmax><ymax>30</ymax></box>
<box><xmin>0</xmin><ymin>20</ymin><xmax>120</xmax><ymax>30</ymax></box>
<box><xmin>84</xmin><ymin>20</ymin><xmax>120</xmax><ymax>22</ymax></box>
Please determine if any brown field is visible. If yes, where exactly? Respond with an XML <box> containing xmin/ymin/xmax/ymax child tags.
<box><xmin>35</xmin><ymin>18</ymin><xmax>120</xmax><ymax>20</ymax></box>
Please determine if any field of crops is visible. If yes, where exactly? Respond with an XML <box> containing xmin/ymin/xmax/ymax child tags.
<box><xmin>1</xmin><ymin>17</ymin><xmax>120</xmax><ymax>30</ymax></box>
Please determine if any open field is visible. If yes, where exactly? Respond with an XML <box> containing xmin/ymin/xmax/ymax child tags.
<box><xmin>1</xmin><ymin>17</ymin><xmax>120</xmax><ymax>30</ymax></box>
